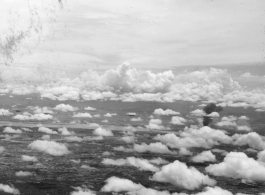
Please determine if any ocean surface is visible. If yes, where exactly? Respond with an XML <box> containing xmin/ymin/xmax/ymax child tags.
<box><xmin>0</xmin><ymin>94</ymin><xmax>265</xmax><ymax>194</ymax></box>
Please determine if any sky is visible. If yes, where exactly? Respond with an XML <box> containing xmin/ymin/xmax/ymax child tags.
<box><xmin>0</xmin><ymin>0</ymin><xmax>265</xmax><ymax>76</ymax></box>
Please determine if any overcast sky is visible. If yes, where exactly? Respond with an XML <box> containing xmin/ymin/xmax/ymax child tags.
<box><xmin>0</xmin><ymin>0</ymin><xmax>265</xmax><ymax>75</ymax></box>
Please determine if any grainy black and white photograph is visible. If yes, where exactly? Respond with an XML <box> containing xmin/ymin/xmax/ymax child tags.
<box><xmin>0</xmin><ymin>0</ymin><xmax>265</xmax><ymax>194</ymax></box>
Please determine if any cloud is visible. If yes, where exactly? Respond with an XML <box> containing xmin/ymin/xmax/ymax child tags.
<box><xmin>154</xmin><ymin>108</ymin><xmax>180</xmax><ymax>116</ymax></box>
<box><xmin>93</xmin><ymin>127</ymin><xmax>113</xmax><ymax>136</ymax></box>
<box><xmin>38</xmin><ymin>127</ymin><xmax>58</xmax><ymax>134</ymax></box>
<box><xmin>127</xmin><ymin>112</ymin><xmax>137</xmax><ymax>116</ymax></box>
<box><xmin>171</xmin><ymin>116</ymin><xmax>187</xmax><ymax>125</ymax></box>
<box><xmin>233</xmin><ymin>132</ymin><xmax>265</xmax><ymax>150</ymax></box>
<box><xmin>65</xmin><ymin>136</ymin><xmax>83</xmax><ymax>142</ymax></box>
<box><xmin>149</xmin><ymin>158</ymin><xmax>169</xmax><ymax>165</ymax></box>
<box><xmin>130</xmin><ymin>117</ymin><xmax>143</xmax><ymax>122</ymax></box>
<box><xmin>134</xmin><ymin>142</ymin><xmax>176</xmax><ymax>154</ymax></box>
<box><xmin>154</xmin><ymin>133</ymin><xmax>211</xmax><ymax>149</ymax></box>
<box><xmin>0</xmin><ymin>109</ymin><xmax>13</xmax><ymax>116</ymax></box>
<box><xmin>190</xmin><ymin>109</ymin><xmax>205</xmax><ymax>116</ymax></box>
<box><xmin>21</xmin><ymin>155</ymin><xmax>38</xmax><ymax>162</ymax></box>
<box><xmin>207</xmin><ymin>112</ymin><xmax>220</xmax><ymax>117</ymax></box>
<box><xmin>152</xmin><ymin>160</ymin><xmax>216</xmax><ymax>190</ymax></box>
<box><xmin>73</xmin><ymin>112</ymin><xmax>93</xmax><ymax>118</ymax></box>
<box><xmin>102</xmin><ymin>157</ymin><xmax>159</xmax><ymax>172</ymax></box>
<box><xmin>0</xmin><ymin>184</ymin><xmax>19</xmax><ymax>195</ymax></box>
<box><xmin>13</xmin><ymin>112</ymin><xmax>53</xmax><ymax>120</ymax></box>
<box><xmin>28</xmin><ymin>140</ymin><xmax>71</xmax><ymax>156</ymax></box>
<box><xmin>3</xmin><ymin>127</ymin><xmax>22</xmax><ymax>134</ymax></box>
<box><xmin>84</xmin><ymin>106</ymin><xmax>96</xmax><ymax>111</ymax></box>
<box><xmin>101</xmin><ymin>176</ymin><xmax>143</xmax><ymax>192</ymax></box>
<box><xmin>53</xmin><ymin>104</ymin><xmax>78</xmax><ymax>112</ymax></box>
<box><xmin>121</xmin><ymin>136</ymin><xmax>134</xmax><ymax>143</ymax></box>
<box><xmin>15</xmin><ymin>171</ymin><xmax>33</xmax><ymax>177</ymax></box>
<box><xmin>113</xmin><ymin>146</ymin><xmax>134</xmax><ymax>153</ymax></box>
<box><xmin>70</xmin><ymin>186</ymin><xmax>96</xmax><ymax>195</ymax></box>
<box><xmin>195</xmin><ymin>186</ymin><xmax>233</xmax><ymax>195</ymax></box>
<box><xmin>0</xmin><ymin>146</ymin><xmax>5</xmax><ymax>154</ymax></box>
<box><xmin>58</xmin><ymin>127</ymin><xmax>73</xmax><ymax>135</ymax></box>
<box><xmin>146</xmin><ymin>119</ymin><xmax>170</xmax><ymax>130</ymax></box>
<box><xmin>206</xmin><ymin>152</ymin><xmax>265</xmax><ymax>182</ymax></box>
<box><xmin>31</xmin><ymin>106</ymin><xmax>53</xmax><ymax>114</ymax></box>
<box><xmin>191</xmin><ymin>151</ymin><xmax>216</xmax><ymax>163</ymax></box>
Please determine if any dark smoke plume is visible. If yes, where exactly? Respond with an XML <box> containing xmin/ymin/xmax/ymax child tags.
<box><xmin>202</xmin><ymin>103</ymin><xmax>223</xmax><ymax>126</ymax></box>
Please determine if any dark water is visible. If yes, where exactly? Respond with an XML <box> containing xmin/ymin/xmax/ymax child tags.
<box><xmin>1</xmin><ymin>94</ymin><xmax>265</xmax><ymax>194</ymax></box>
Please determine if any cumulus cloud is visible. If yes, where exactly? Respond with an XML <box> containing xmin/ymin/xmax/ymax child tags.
<box><xmin>13</xmin><ymin>112</ymin><xmax>53</xmax><ymax>120</ymax></box>
<box><xmin>73</xmin><ymin>112</ymin><xmax>92</xmax><ymax>118</ymax></box>
<box><xmin>121</xmin><ymin>136</ymin><xmax>134</xmax><ymax>143</ymax></box>
<box><xmin>93</xmin><ymin>127</ymin><xmax>113</xmax><ymax>136</ymax></box>
<box><xmin>171</xmin><ymin>116</ymin><xmax>187</xmax><ymax>125</ymax></box>
<box><xmin>3</xmin><ymin>127</ymin><xmax>22</xmax><ymax>134</ymax></box>
<box><xmin>0</xmin><ymin>109</ymin><xmax>13</xmax><ymax>116</ymax></box>
<box><xmin>0</xmin><ymin>184</ymin><xmax>20</xmax><ymax>195</ymax></box>
<box><xmin>191</xmin><ymin>151</ymin><xmax>216</xmax><ymax>163</ymax></box>
<box><xmin>152</xmin><ymin>160</ymin><xmax>216</xmax><ymax>190</ymax></box>
<box><xmin>84</xmin><ymin>106</ymin><xmax>96</xmax><ymax>111</ymax></box>
<box><xmin>15</xmin><ymin>171</ymin><xmax>33</xmax><ymax>177</ymax></box>
<box><xmin>101</xmin><ymin>176</ymin><xmax>143</xmax><ymax>192</ymax></box>
<box><xmin>146</xmin><ymin>119</ymin><xmax>170</xmax><ymax>130</ymax></box>
<box><xmin>206</xmin><ymin>152</ymin><xmax>265</xmax><ymax>182</ymax></box>
<box><xmin>216</xmin><ymin>116</ymin><xmax>251</xmax><ymax>131</ymax></box>
<box><xmin>233</xmin><ymin>132</ymin><xmax>265</xmax><ymax>151</ymax></box>
<box><xmin>113</xmin><ymin>146</ymin><xmax>134</xmax><ymax>153</ymax></box>
<box><xmin>149</xmin><ymin>157</ymin><xmax>169</xmax><ymax>165</ymax></box>
<box><xmin>102</xmin><ymin>157</ymin><xmax>159</xmax><ymax>172</ymax></box>
<box><xmin>21</xmin><ymin>155</ymin><xmax>38</xmax><ymax>162</ymax></box>
<box><xmin>127</xmin><ymin>112</ymin><xmax>137</xmax><ymax>116</ymax></box>
<box><xmin>38</xmin><ymin>127</ymin><xmax>58</xmax><ymax>134</ymax></box>
<box><xmin>65</xmin><ymin>136</ymin><xmax>83</xmax><ymax>142</ymax></box>
<box><xmin>134</xmin><ymin>142</ymin><xmax>176</xmax><ymax>154</ymax></box>
<box><xmin>154</xmin><ymin>133</ymin><xmax>211</xmax><ymax>149</ymax></box>
<box><xmin>190</xmin><ymin>109</ymin><xmax>205</xmax><ymax>116</ymax></box>
<box><xmin>207</xmin><ymin>112</ymin><xmax>220</xmax><ymax>117</ymax></box>
<box><xmin>0</xmin><ymin>146</ymin><xmax>5</xmax><ymax>154</ymax></box>
<box><xmin>58</xmin><ymin>127</ymin><xmax>73</xmax><ymax>135</ymax></box>
<box><xmin>28</xmin><ymin>140</ymin><xmax>71</xmax><ymax>156</ymax></box>
<box><xmin>130</xmin><ymin>117</ymin><xmax>143</xmax><ymax>122</ymax></box>
<box><xmin>31</xmin><ymin>106</ymin><xmax>53</xmax><ymax>114</ymax></box>
<box><xmin>70</xmin><ymin>186</ymin><xmax>96</xmax><ymax>195</ymax></box>
<box><xmin>154</xmin><ymin>108</ymin><xmax>180</xmax><ymax>115</ymax></box>
<box><xmin>54</xmin><ymin>104</ymin><xmax>78</xmax><ymax>112</ymax></box>
<box><xmin>196</xmin><ymin>186</ymin><xmax>233</xmax><ymax>195</ymax></box>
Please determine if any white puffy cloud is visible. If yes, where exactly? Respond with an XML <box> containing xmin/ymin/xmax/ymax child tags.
<box><xmin>65</xmin><ymin>136</ymin><xmax>83</xmax><ymax>142</ymax></box>
<box><xmin>101</xmin><ymin>176</ymin><xmax>143</xmax><ymax>192</ymax></box>
<box><xmin>31</xmin><ymin>106</ymin><xmax>53</xmax><ymax>114</ymax></box>
<box><xmin>113</xmin><ymin>146</ymin><xmax>134</xmax><ymax>153</ymax></box>
<box><xmin>121</xmin><ymin>136</ymin><xmax>134</xmax><ymax>143</ymax></box>
<box><xmin>0</xmin><ymin>184</ymin><xmax>20</xmax><ymax>194</ymax></box>
<box><xmin>13</xmin><ymin>112</ymin><xmax>53</xmax><ymax>120</ymax></box>
<box><xmin>127</xmin><ymin>112</ymin><xmax>137</xmax><ymax>116</ymax></box>
<box><xmin>131</xmin><ymin>117</ymin><xmax>143</xmax><ymax>122</ymax></box>
<box><xmin>233</xmin><ymin>132</ymin><xmax>265</xmax><ymax>151</ymax></box>
<box><xmin>93</xmin><ymin>127</ymin><xmax>113</xmax><ymax>136</ymax></box>
<box><xmin>149</xmin><ymin>157</ymin><xmax>169</xmax><ymax>165</ymax></box>
<box><xmin>84</xmin><ymin>106</ymin><xmax>96</xmax><ymax>111</ymax></box>
<box><xmin>0</xmin><ymin>109</ymin><xmax>13</xmax><ymax>116</ymax></box>
<box><xmin>206</xmin><ymin>152</ymin><xmax>265</xmax><ymax>182</ymax></box>
<box><xmin>70</xmin><ymin>186</ymin><xmax>96</xmax><ymax>195</ymax></box>
<box><xmin>195</xmin><ymin>186</ymin><xmax>233</xmax><ymax>195</ymax></box>
<box><xmin>28</xmin><ymin>140</ymin><xmax>71</xmax><ymax>156</ymax></box>
<box><xmin>171</xmin><ymin>116</ymin><xmax>187</xmax><ymax>125</ymax></box>
<box><xmin>191</xmin><ymin>151</ymin><xmax>216</xmax><ymax>163</ymax></box>
<box><xmin>21</xmin><ymin>155</ymin><xmax>38</xmax><ymax>162</ymax></box>
<box><xmin>134</xmin><ymin>142</ymin><xmax>176</xmax><ymax>154</ymax></box>
<box><xmin>102</xmin><ymin>157</ymin><xmax>159</xmax><ymax>172</ymax></box>
<box><xmin>152</xmin><ymin>160</ymin><xmax>216</xmax><ymax>190</ymax></box>
<box><xmin>207</xmin><ymin>112</ymin><xmax>220</xmax><ymax>117</ymax></box>
<box><xmin>15</xmin><ymin>171</ymin><xmax>33</xmax><ymax>177</ymax></box>
<box><xmin>154</xmin><ymin>133</ymin><xmax>211</xmax><ymax>149</ymax></box>
<box><xmin>53</xmin><ymin>104</ymin><xmax>78</xmax><ymax>112</ymax></box>
<box><xmin>154</xmin><ymin>108</ymin><xmax>180</xmax><ymax>116</ymax></box>
<box><xmin>216</xmin><ymin>116</ymin><xmax>252</xmax><ymax>131</ymax></box>
<box><xmin>58</xmin><ymin>127</ymin><xmax>73</xmax><ymax>135</ymax></box>
<box><xmin>38</xmin><ymin>127</ymin><xmax>58</xmax><ymax>134</ymax></box>
<box><xmin>73</xmin><ymin>112</ymin><xmax>92</xmax><ymax>118</ymax></box>
<box><xmin>190</xmin><ymin>109</ymin><xmax>205</xmax><ymax>116</ymax></box>
<box><xmin>3</xmin><ymin>127</ymin><xmax>22</xmax><ymax>134</ymax></box>
<box><xmin>146</xmin><ymin>119</ymin><xmax>170</xmax><ymax>130</ymax></box>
